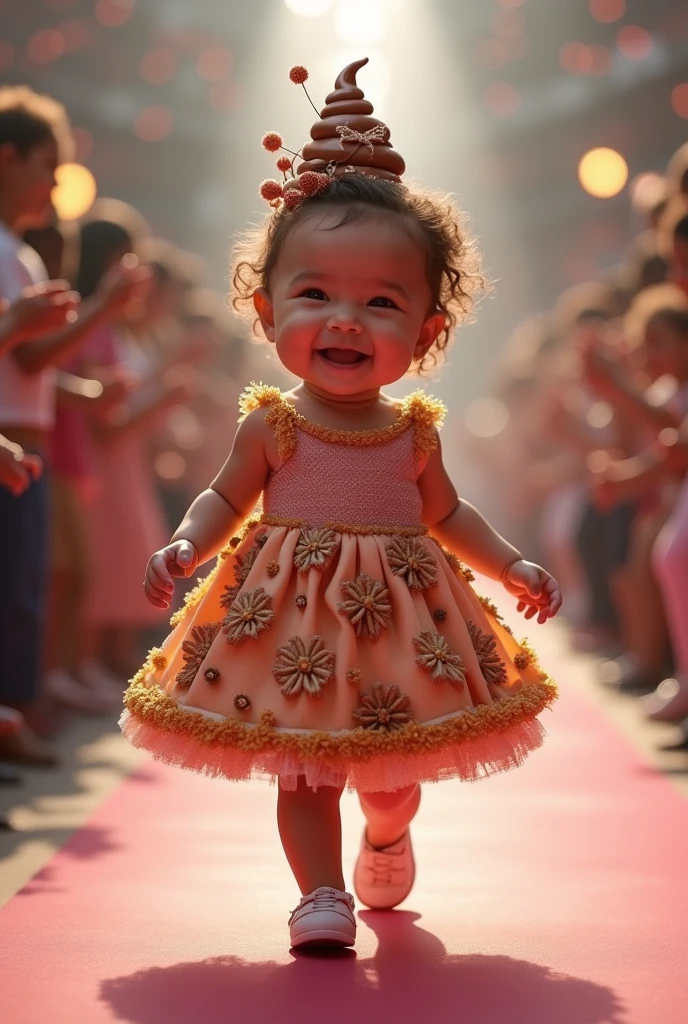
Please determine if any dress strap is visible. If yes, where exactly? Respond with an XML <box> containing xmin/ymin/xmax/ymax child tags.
<box><xmin>238</xmin><ymin>382</ymin><xmax>298</xmax><ymax>461</ymax></box>
<box><xmin>400</xmin><ymin>390</ymin><xmax>447</xmax><ymax>460</ymax></box>
<box><xmin>237</xmin><ymin>382</ymin><xmax>446</xmax><ymax>463</ymax></box>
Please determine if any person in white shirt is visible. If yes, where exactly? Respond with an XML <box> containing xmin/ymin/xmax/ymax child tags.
<box><xmin>0</xmin><ymin>86</ymin><xmax>148</xmax><ymax>766</ymax></box>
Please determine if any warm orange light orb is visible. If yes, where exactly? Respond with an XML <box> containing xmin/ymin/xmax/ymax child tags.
<box><xmin>52</xmin><ymin>162</ymin><xmax>97</xmax><ymax>220</ymax></box>
<box><xmin>578</xmin><ymin>147</ymin><xmax>628</xmax><ymax>198</ymax></box>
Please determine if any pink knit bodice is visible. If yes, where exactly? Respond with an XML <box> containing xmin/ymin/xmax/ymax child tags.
<box><xmin>263</xmin><ymin>426</ymin><xmax>422</xmax><ymax>528</ymax></box>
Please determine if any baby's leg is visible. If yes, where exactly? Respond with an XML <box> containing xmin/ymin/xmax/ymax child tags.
<box><xmin>358</xmin><ymin>783</ymin><xmax>421</xmax><ymax>848</ymax></box>
<box><xmin>277</xmin><ymin>775</ymin><xmax>346</xmax><ymax>895</ymax></box>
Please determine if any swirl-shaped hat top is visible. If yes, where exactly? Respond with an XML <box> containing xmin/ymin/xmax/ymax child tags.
<box><xmin>296</xmin><ymin>58</ymin><xmax>405</xmax><ymax>182</ymax></box>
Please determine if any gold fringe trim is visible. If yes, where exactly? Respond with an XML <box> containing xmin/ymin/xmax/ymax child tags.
<box><xmin>124</xmin><ymin>671</ymin><xmax>557</xmax><ymax>762</ymax></box>
<box><xmin>260</xmin><ymin>513</ymin><xmax>429</xmax><ymax>537</ymax></box>
<box><xmin>237</xmin><ymin>382</ymin><xmax>446</xmax><ymax>464</ymax></box>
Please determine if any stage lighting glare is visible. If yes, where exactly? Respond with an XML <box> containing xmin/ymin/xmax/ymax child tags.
<box><xmin>671</xmin><ymin>83</ymin><xmax>688</xmax><ymax>119</ymax></box>
<box><xmin>589</xmin><ymin>0</ymin><xmax>625</xmax><ymax>23</ymax></box>
<box><xmin>52</xmin><ymin>163</ymin><xmax>97</xmax><ymax>221</ymax></box>
<box><xmin>617</xmin><ymin>26</ymin><xmax>653</xmax><ymax>61</ymax></box>
<box><xmin>464</xmin><ymin>398</ymin><xmax>509</xmax><ymax>439</ymax></box>
<box><xmin>335</xmin><ymin>0</ymin><xmax>385</xmax><ymax>44</ymax></box>
<box><xmin>578</xmin><ymin>147</ymin><xmax>628</xmax><ymax>198</ymax></box>
<box><xmin>134</xmin><ymin>106</ymin><xmax>173</xmax><ymax>143</ymax></box>
<box><xmin>284</xmin><ymin>0</ymin><xmax>335</xmax><ymax>16</ymax></box>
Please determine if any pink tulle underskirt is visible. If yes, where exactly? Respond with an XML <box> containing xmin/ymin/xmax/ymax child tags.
<box><xmin>118</xmin><ymin>707</ymin><xmax>548</xmax><ymax>794</ymax></box>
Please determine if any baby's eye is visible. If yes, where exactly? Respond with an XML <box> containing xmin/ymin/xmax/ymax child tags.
<box><xmin>368</xmin><ymin>296</ymin><xmax>399</xmax><ymax>309</ymax></box>
<box><xmin>299</xmin><ymin>288</ymin><xmax>328</xmax><ymax>300</ymax></box>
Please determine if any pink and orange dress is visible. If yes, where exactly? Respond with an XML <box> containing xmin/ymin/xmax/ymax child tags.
<box><xmin>119</xmin><ymin>384</ymin><xmax>557</xmax><ymax>793</ymax></box>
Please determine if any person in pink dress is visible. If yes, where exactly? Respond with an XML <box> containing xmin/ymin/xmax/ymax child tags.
<box><xmin>119</xmin><ymin>59</ymin><xmax>561</xmax><ymax>951</ymax></box>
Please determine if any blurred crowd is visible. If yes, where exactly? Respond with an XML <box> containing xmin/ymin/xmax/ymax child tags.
<box><xmin>1</xmin><ymin>81</ymin><xmax>687</xmax><ymax>797</ymax></box>
<box><xmin>462</xmin><ymin>140</ymin><xmax>688</xmax><ymax>753</ymax></box>
<box><xmin>0</xmin><ymin>85</ymin><xmax>291</xmax><ymax>788</ymax></box>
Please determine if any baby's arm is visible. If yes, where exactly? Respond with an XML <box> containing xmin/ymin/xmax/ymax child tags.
<box><xmin>144</xmin><ymin>410</ymin><xmax>272</xmax><ymax>608</ymax></box>
<box><xmin>418</xmin><ymin>433</ymin><xmax>562</xmax><ymax>623</ymax></box>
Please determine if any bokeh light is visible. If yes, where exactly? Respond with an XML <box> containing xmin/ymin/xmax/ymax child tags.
<box><xmin>671</xmin><ymin>83</ymin><xmax>688</xmax><ymax>119</ymax></box>
<box><xmin>0</xmin><ymin>40</ymin><xmax>14</xmax><ymax>72</ymax></box>
<box><xmin>474</xmin><ymin>37</ymin><xmax>509</xmax><ymax>72</ymax></box>
<box><xmin>283</xmin><ymin>0</ymin><xmax>335</xmax><ymax>15</ymax></box>
<box><xmin>95</xmin><ymin>0</ymin><xmax>135</xmax><ymax>28</ymax></box>
<box><xmin>134</xmin><ymin>106</ymin><xmax>173</xmax><ymax>142</ymax></box>
<box><xmin>140</xmin><ymin>48</ymin><xmax>178</xmax><ymax>85</ymax></box>
<box><xmin>589</xmin><ymin>45</ymin><xmax>612</xmax><ymax>77</ymax></box>
<box><xmin>491</xmin><ymin>9</ymin><xmax>525</xmax><ymax>40</ymax></box>
<box><xmin>59</xmin><ymin>19</ymin><xmax>91</xmax><ymax>52</ymax></box>
<box><xmin>27</xmin><ymin>28</ymin><xmax>66</xmax><ymax>64</ymax></box>
<box><xmin>559</xmin><ymin>42</ymin><xmax>594</xmax><ymax>75</ymax></box>
<box><xmin>630</xmin><ymin>171</ymin><xmax>667</xmax><ymax>212</ymax></box>
<box><xmin>464</xmin><ymin>398</ymin><xmax>509</xmax><ymax>438</ymax></box>
<box><xmin>617</xmin><ymin>25</ymin><xmax>653</xmax><ymax>61</ymax></box>
<box><xmin>154</xmin><ymin>451</ymin><xmax>186</xmax><ymax>481</ymax></box>
<box><xmin>483</xmin><ymin>82</ymin><xmax>521</xmax><ymax>117</ymax></box>
<box><xmin>335</xmin><ymin>0</ymin><xmax>385</xmax><ymax>44</ymax></box>
<box><xmin>589</xmin><ymin>0</ymin><xmax>625</xmax><ymax>23</ymax></box>
<box><xmin>586</xmin><ymin>401</ymin><xmax>614</xmax><ymax>428</ymax></box>
<box><xmin>52</xmin><ymin>163</ymin><xmax>97</xmax><ymax>220</ymax></box>
<box><xmin>578</xmin><ymin>147</ymin><xmax>629</xmax><ymax>198</ymax></box>
<box><xmin>196</xmin><ymin>45</ymin><xmax>233</xmax><ymax>82</ymax></box>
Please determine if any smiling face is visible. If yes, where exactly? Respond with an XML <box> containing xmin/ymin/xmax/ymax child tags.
<box><xmin>253</xmin><ymin>206</ymin><xmax>446</xmax><ymax>396</ymax></box>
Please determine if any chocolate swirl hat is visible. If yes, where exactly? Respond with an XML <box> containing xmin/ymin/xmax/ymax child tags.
<box><xmin>259</xmin><ymin>58</ymin><xmax>405</xmax><ymax>211</ymax></box>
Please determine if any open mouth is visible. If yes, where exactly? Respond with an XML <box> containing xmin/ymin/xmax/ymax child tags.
<box><xmin>317</xmin><ymin>348</ymin><xmax>368</xmax><ymax>367</ymax></box>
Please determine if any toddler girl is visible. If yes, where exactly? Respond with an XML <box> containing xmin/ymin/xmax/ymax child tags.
<box><xmin>120</xmin><ymin>58</ymin><xmax>561</xmax><ymax>950</ymax></box>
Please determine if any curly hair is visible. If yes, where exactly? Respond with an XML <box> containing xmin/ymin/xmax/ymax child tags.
<box><xmin>230</xmin><ymin>175</ymin><xmax>487</xmax><ymax>375</ymax></box>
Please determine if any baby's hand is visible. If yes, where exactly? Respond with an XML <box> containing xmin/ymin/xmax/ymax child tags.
<box><xmin>144</xmin><ymin>539</ymin><xmax>198</xmax><ymax>608</ymax></box>
<box><xmin>0</xmin><ymin>437</ymin><xmax>43</xmax><ymax>497</ymax></box>
<box><xmin>501</xmin><ymin>559</ymin><xmax>562</xmax><ymax>624</ymax></box>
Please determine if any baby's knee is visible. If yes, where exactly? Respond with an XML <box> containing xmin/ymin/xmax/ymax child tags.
<box><xmin>359</xmin><ymin>782</ymin><xmax>420</xmax><ymax>812</ymax></box>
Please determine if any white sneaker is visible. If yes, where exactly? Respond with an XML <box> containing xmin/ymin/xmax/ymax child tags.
<box><xmin>353</xmin><ymin>827</ymin><xmax>416</xmax><ymax>910</ymax></box>
<box><xmin>45</xmin><ymin>668</ymin><xmax>118</xmax><ymax>714</ymax></box>
<box><xmin>288</xmin><ymin>886</ymin><xmax>356</xmax><ymax>948</ymax></box>
<box><xmin>78</xmin><ymin>659</ymin><xmax>125</xmax><ymax>701</ymax></box>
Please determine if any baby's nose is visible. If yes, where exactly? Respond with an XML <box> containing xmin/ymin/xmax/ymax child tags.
<box><xmin>327</xmin><ymin>308</ymin><xmax>362</xmax><ymax>333</ymax></box>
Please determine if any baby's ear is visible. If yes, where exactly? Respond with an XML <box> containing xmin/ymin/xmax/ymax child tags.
<box><xmin>253</xmin><ymin>288</ymin><xmax>276</xmax><ymax>343</ymax></box>
<box><xmin>414</xmin><ymin>311</ymin><xmax>446</xmax><ymax>361</ymax></box>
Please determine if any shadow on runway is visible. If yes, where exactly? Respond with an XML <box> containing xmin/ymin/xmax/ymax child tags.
<box><xmin>99</xmin><ymin>908</ymin><xmax>627</xmax><ymax>1024</ymax></box>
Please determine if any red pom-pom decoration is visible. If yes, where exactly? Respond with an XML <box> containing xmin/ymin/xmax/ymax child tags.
<box><xmin>276</xmin><ymin>156</ymin><xmax>293</xmax><ymax>173</ymax></box>
<box><xmin>261</xmin><ymin>131</ymin><xmax>283</xmax><ymax>153</ymax></box>
<box><xmin>283</xmin><ymin>189</ymin><xmax>305</xmax><ymax>211</ymax></box>
<box><xmin>289</xmin><ymin>65</ymin><xmax>309</xmax><ymax>85</ymax></box>
<box><xmin>299</xmin><ymin>171</ymin><xmax>330</xmax><ymax>196</ymax></box>
<box><xmin>260</xmin><ymin>179</ymin><xmax>284</xmax><ymax>201</ymax></box>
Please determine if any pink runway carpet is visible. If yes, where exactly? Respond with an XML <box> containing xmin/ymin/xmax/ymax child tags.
<box><xmin>1</xmin><ymin>629</ymin><xmax>687</xmax><ymax>1024</ymax></box>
